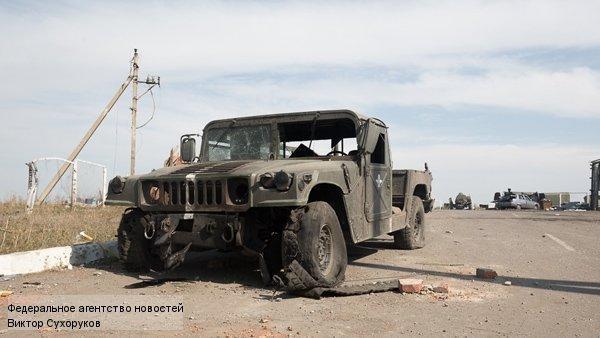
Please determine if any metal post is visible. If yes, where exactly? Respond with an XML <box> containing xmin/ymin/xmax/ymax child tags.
<box><xmin>26</xmin><ymin>161</ymin><xmax>38</xmax><ymax>212</ymax></box>
<box><xmin>130</xmin><ymin>49</ymin><xmax>139</xmax><ymax>176</ymax></box>
<box><xmin>101</xmin><ymin>166</ymin><xmax>107</xmax><ymax>206</ymax></box>
<box><xmin>559</xmin><ymin>193</ymin><xmax>562</xmax><ymax>206</ymax></box>
<box><xmin>71</xmin><ymin>161</ymin><xmax>78</xmax><ymax>208</ymax></box>
<box><xmin>591</xmin><ymin>160</ymin><xmax>600</xmax><ymax>211</ymax></box>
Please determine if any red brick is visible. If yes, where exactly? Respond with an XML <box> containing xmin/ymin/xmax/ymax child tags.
<box><xmin>398</xmin><ymin>278</ymin><xmax>423</xmax><ymax>293</ymax></box>
<box><xmin>476</xmin><ymin>268</ymin><xmax>498</xmax><ymax>279</ymax></box>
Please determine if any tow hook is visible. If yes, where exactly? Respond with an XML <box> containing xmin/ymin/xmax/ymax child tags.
<box><xmin>144</xmin><ymin>221</ymin><xmax>155</xmax><ymax>239</ymax></box>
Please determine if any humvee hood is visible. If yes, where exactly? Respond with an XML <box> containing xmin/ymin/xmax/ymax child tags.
<box><xmin>139</xmin><ymin>159</ymin><xmax>353</xmax><ymax>179</ymax></box>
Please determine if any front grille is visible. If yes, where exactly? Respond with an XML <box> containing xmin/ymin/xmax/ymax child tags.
<box><xmin>153</xmin><ymin>179</ymin><xmax>226</xmax><ymax>207</ymax></box>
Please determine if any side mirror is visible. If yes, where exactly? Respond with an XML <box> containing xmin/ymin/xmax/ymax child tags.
<box><xmin>180</xmin><ymin>134</ymin><xmax>198</xmax><ymax>163</ymax></box>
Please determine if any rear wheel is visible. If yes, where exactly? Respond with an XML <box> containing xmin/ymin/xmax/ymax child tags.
<box><xmin>117</xmin><ymin>209</ymin><xmax>163</xmax><ymax>272</ymax></box>
<box><xmin>282</xmin><ymin>202</ymin><xmax>347</xmax><ymax>289</ymax></box>
<box><xmin>393</xmin><ymin>196</ymin><xmax>425</xmax><ymax>249</ymax></box>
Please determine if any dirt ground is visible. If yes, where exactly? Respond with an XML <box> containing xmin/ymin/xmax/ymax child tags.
<box><xmin>1</xmin><ymin>210</ymin><xmax>599</xmax><ymax>336</ymax></box>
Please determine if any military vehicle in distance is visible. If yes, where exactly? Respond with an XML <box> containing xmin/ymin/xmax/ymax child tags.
<box><xmin>450</xmin><ymin>192</ymin><xmax>472</xmax><ymax>210</ymax></box>
<box><xmin>107</xmin><ymin>110</ymin><xmax>433</xmax><ymax>289</ymax></box>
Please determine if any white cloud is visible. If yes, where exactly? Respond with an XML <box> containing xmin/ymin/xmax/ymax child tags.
<box><xmin>201</xmin><ymin>66</ymin><xmax>600</xmax><ymax>118</ymax></box>
<box><xmin>2</xmin><ymin>0</ymin><xmax>600</xmax><ymax>92</ymax></box>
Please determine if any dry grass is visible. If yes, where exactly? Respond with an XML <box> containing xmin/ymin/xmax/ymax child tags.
<box><xmin>0</xmin><ymin>198</ymin><xmax>125</xmax><ymax>255</ymax></box>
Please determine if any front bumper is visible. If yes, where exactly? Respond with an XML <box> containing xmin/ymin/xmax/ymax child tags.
<box><xmin>163</xmin><ymin>213</ymin><xmax>243</xmax><ymax>250</ymax></box>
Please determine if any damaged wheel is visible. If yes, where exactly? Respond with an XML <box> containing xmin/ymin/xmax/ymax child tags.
<box><xmin>117</xmin><ymin>208</ymin><xmax>163</xmax><ymax>272</ymax></box>
<box><xmin>393</xmin><ymin>196</ymin><xmax>425</xmax><ymax>249</ymax></box>
<box><xmin>282</xmin><ymin>201</ymin><xmax>347</xmax><ymax>289</ymax></box>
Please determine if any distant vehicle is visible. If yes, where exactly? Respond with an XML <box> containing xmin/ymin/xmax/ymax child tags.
<box><xmin>554</xmin><ymin>202</ymin><xmax>589</xmax><ymax>211</ymax></box>
<box><xmin>450</xmin><ymin>192</ymin><xmax>472</xmax><ymax>210</ymax></box>
<box><xmin>496</xmin><ymin>194</ymin><xmax>539</xmax><ymax>210</ymax></box>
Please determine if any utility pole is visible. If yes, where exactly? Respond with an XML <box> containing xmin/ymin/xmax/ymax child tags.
<box><xmin>37</xmin><ymin>49</ymin><xmax>159</xmax><ymax>204</ymax></box>
<box><xmin>130</xmin><ymin>49</ymin><xmax>139</xmax><ymax>176</ymax></box>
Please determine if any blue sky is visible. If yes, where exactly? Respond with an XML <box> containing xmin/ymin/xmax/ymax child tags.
<box><xmin>1</xmin><ymin>0</ymin><xmax>598</xmax><ymax>204</ymax></box>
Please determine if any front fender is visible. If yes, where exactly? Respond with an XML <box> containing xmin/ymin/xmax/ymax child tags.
<box><xmin>105</xmin><ymin>177</ymin><xmax>139</xmax><ymax>207</ymax></box>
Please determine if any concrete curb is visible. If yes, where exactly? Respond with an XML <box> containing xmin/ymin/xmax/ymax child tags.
<box><xmin>0</xmin><ymin>240</ymin><xmax>118</xmax><ymax>276</ymax></box>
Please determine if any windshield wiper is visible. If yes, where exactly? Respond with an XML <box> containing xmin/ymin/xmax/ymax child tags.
<box><xmin>209</xmin><ymin>120</ymin><xmax>236</xmax><ymax>152</ymax></box>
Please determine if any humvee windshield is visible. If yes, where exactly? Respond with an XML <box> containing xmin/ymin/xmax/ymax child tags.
<box><xmin>205</xmin><ymin>125</ymin><xmax>271</xmax><ymax>161</ymax></box>
<box><xmin>203</xmin><ymin>115</ymin><xmax>360</xmax><ymax>161</ymax></box>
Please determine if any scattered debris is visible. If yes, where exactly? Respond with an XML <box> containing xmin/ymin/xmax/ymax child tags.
<box><xmin>74</xmin><ymin>231</ymin><xmax>94</xmax><ymax>244</ymax></box>
<box><xmin>285</xmin><ymin>278</ymin><xmax>400</xmax><ymax>299</ymax></box>
<box><xmin>418</xmin><ymin>262</ymin><xmax>463</xmax><ymax>267</ymax></box>
<box><xmin>432</xmin><ymin>283</ymin><xmax>450</xmax><ymax>293</ymax></box>
<box><xmin>398</xmin><ymin>278</ymin><xmax>423</xmax><ymax>293</ymax></box>
<box><xmin>0</xmin><ymin>275</ymin><xmax>16</xmax><ymax>282</ymax></box>
<box><xmin>124</xmin><ymin>277</ymin><xmax>194</xmax><ymax>289</ymax></box>
<box><xmin>22</xmin><ymin>281</ymin><xmax>41</xmax><ymax>286</ymax></box>
<box><xmin>476</xmin><ymin>268</ymin><xmax>498</xmax><ymax>279</ymax></box>
<box><xmin>0</xmin><ymin>290</ymin><xmax>13</xmax><ymax>297</ymax></box>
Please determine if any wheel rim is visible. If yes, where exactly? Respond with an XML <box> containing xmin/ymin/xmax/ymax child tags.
<box><xmin>317</xmin><ymin>223</ymin><xmax>333</xmax><ymax>275</ymax></box>
<box><xmin>413</xmin><ymin>212</ymin><xmax>423</xmax><ymax>240</ymax></box>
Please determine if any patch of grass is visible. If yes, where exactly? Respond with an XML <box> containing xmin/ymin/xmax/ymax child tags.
<box><xmin>0</xmin><ymin>199</ymin><xmax>125</xmax><ymax>255</ymax></box>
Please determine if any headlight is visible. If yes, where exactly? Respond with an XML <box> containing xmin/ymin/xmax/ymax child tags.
<box><xmin>259</xmin><ymin>173</ymin><xmax>275</xmax><ymax>189</ymax></box>
<box><xmin>142</xmin><ymin>180</ymin><xmax>160</xmax><ymax>204</ymax></box>
<box><xmin>274</xmin><ymin>170</ymin><xmax>292</xmax><ymax>191</ymax></box>
<box><xmin>227</xmin><ymin>178</ymin><xmax>249</xmax><ymax>205</ymax></box>
<box><xmin>109</xmin><ymin>176</ymin><xmax>126</xmax><ymax>194</ymax></box>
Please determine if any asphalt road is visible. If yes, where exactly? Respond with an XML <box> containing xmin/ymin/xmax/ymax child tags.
<box><xmin>1</xmin><ymin>210</ymin><xmax>599</xmax><ymax>336</ymax></box>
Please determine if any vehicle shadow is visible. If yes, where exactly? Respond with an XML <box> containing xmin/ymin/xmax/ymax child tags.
<box><xmin>93</xmin><ymin>239</ymin><xmax>600</xmax><ymax>297</ymax></box>
<box><xmin>91</xmin><ymin>249</ymin><xmax>266</xmax><ymax>290</ymax></box>
<box><xmin>348</xmin><ymin>259</ymin><xmax>600</xmax><ymax>296</ymax></box>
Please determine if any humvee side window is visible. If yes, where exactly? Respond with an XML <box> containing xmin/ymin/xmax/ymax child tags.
<box><xmin>278</xmin><ymin>118</ymin><xmax>358</xmax><ymax>159</ymax></box>
<box><xmin>371</xmin><ymin>133</ymin><xmax>386</xmax><ymax>164</ymax></box>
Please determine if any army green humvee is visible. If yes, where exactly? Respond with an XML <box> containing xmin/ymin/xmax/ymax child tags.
<box><xmin>107</xmin><ymin>109</ymin><xmax>433</xmax><ymax>289</ymax></box>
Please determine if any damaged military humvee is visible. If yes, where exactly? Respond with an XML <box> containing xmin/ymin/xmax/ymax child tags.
<box><xmin>106</xmin><ymin>109</ymin><xmax>433</xmax><ymax>289</ymax></box>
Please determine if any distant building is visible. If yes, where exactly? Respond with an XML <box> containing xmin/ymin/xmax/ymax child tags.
<box><xmin>543</xmin><ymin>193</ymin><xmax>570</xmax><ymax>206</ymax></box>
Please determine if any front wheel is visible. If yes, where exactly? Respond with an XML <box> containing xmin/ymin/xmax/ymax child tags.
<box><xmin>393</xmin><ymin>196</ymin><xmax>425</xmax><ymax>249</ymax></box>
<box><xmin>282</xmin><ymin>201</ymin><xmax>347</xmax><ymax>289</ymax></box>
<box><xmin>117</xmin><ymin>209</ymin><xmax>163</xmax><ymax>272</ymax></box>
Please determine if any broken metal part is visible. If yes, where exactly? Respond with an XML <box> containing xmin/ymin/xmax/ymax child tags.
<box><xmin>258</xmin><ymin>253</ymin><xmax>271</xmax><ymax>285</ymax></box>
<box><xmin>278</xmin><ymin>259</ymin><xmax>399</xmax><ymax>299</ymax></box>
<box><xmin>124</xmin><ymin>277</ymin><xmax>192</xmax><ymax>289</ymax></box>
<box><xmin>164</xmin><ymin>243</ymin><xmax>192</xmax><ymax>270</ymax></box>
<box><xmin>296</xmin><ymin>280</ymin><xmax>399</xmax><ymax>299</ymax></box>
<box><xmin>154</xmin><ymin>227</ymin><xmax>175</xmax><ymax>246</ymax></box>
